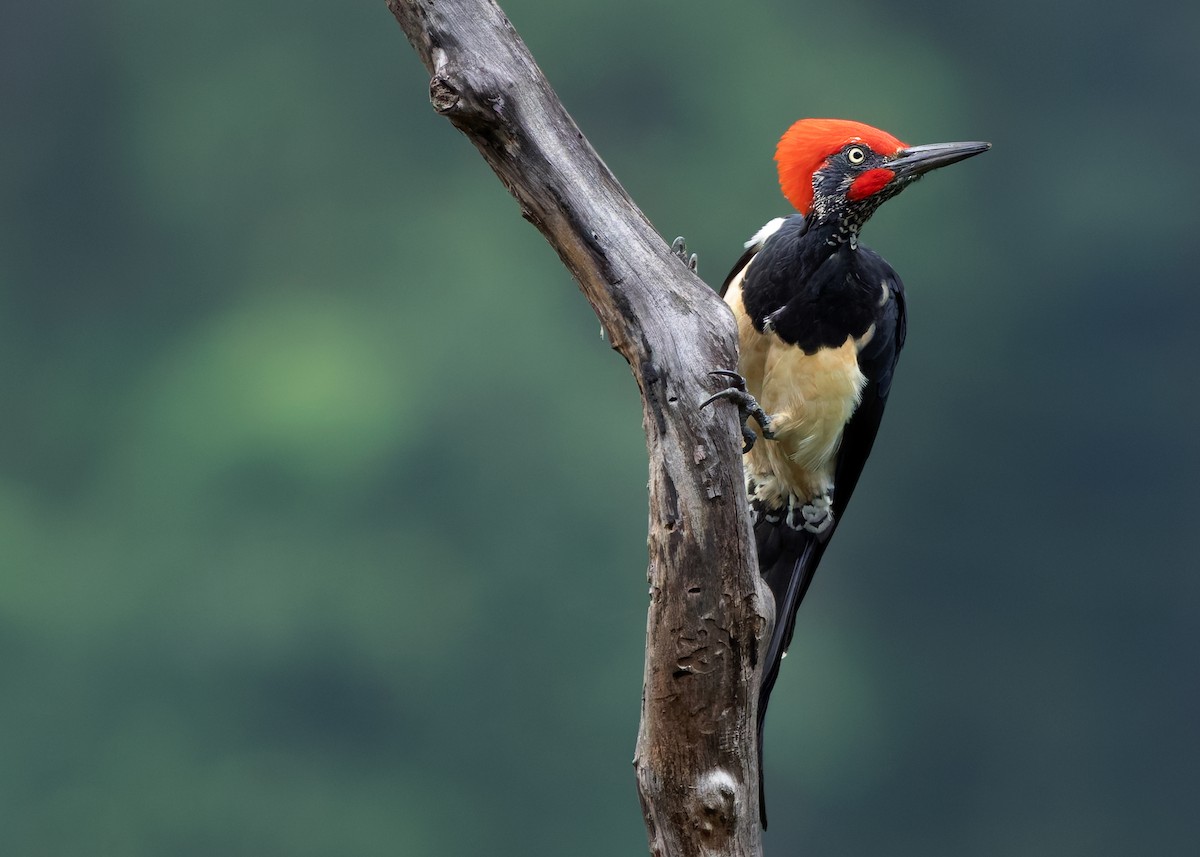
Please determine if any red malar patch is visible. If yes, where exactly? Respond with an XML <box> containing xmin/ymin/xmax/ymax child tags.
<box><xmin>848</xmin><ymin>168</ymin><xmax>895</xmax><ymax>201</ymax></box>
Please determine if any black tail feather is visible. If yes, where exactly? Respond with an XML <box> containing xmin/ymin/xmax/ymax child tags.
<box><xmin>754</xmin><ymin>524</ymin><xmax>830</xmax><ymax>828</ymax></box>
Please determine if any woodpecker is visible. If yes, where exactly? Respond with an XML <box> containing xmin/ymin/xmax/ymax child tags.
<box><xmin>708</xmin><ymin>118</ymin><xmax>988</xmax><ymax>826</ymax></box>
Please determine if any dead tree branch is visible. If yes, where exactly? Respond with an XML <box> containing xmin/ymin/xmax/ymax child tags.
<box><xmin>386</xmin><ymin>3</ymin><xmax>769</xmax><ymax>854</ymax></box>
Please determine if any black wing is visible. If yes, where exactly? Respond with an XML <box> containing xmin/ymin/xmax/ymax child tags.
<box><xmin>830</xmin><ymin>250</ymin><xmax>906</xmax><ymax>521</ymax></box>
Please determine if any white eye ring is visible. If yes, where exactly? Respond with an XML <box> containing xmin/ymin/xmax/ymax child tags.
<box><xmin>847</xmin><ymin>146</ymin><xmax>866</xmax><ymax>165</ymax></box>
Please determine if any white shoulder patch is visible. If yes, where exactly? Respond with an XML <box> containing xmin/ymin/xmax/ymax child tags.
<box><xmin>745</xmin><ymin>217</ymin><xmax>786</xmax><ymax>249</ymax></box>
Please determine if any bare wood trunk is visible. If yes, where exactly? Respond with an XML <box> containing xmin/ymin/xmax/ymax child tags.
<box><xmin>386</xmin><ymin>3</ymin><xmax>769</xmax><ymax>854</ymax></box>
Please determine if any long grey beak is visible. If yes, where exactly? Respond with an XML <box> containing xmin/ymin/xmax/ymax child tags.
<box><xmin>889</xmin><ymin>140</ymin><xmax>991</xmax><ymax>179</ymax></box>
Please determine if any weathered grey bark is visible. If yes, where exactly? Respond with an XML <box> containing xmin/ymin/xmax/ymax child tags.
<box><xmin>386</xmin><ymin>3</ymin><xmax>769</xmax><ymax>854</ymax></box>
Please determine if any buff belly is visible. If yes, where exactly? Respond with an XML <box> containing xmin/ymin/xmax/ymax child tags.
<box><xmin>724</xmin><ymin>271</ymin><xmax>867</xmax><ymax>509</ymax></box>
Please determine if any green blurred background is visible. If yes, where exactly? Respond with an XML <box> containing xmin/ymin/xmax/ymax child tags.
<box><xmin>4</xmin><ymin>0</ymin><xmax>1198</xmax><ymax>854</ymax></box>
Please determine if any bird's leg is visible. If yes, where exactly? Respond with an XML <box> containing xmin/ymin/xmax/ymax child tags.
<box><xmin>670</xmin><ymin>236</ymin><xmax>698</xmax><ymax>273</ymax></box>
<box><xmin>701</xmin><ymin>370</ymin><xmax>776</xmax><ymax>453</ymax></box>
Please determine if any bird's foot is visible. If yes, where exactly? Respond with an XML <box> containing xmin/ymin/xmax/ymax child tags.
<box><xmin>701</xmin><ymin>370</ymin><xmax>776</xmax><ymax>453</ymax></box>
<box><xmin>671</xmin><ymin>236</ymin><xmax>698</xmax><ymax>273</ymax></box>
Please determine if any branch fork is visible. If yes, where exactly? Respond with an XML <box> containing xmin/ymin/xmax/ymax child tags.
<box><xmin>388</xmin><ymin>3</ymin><xmax>770</xmax><ymax>853</ymax></box>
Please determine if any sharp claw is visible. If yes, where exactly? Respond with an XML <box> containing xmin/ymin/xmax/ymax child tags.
<box><xmin>707</xmin><ymin>370</ymin><xmax>746</xmax><ymax>388</ymax></box>
<box><xmin>699</xmin><ymin>386</ymin><xmax>738</xmax><ymax>410</ymax></box>
<box><xmin>741</xmin><ymin>425</ymin><xmax>757</xmax><ymax>454</ymax></box>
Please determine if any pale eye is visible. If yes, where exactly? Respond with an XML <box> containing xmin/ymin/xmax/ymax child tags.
<box><xmin>847</xmin><ymin>146</ymin><xmax>866</xmax><ymax>165</ymax></box>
